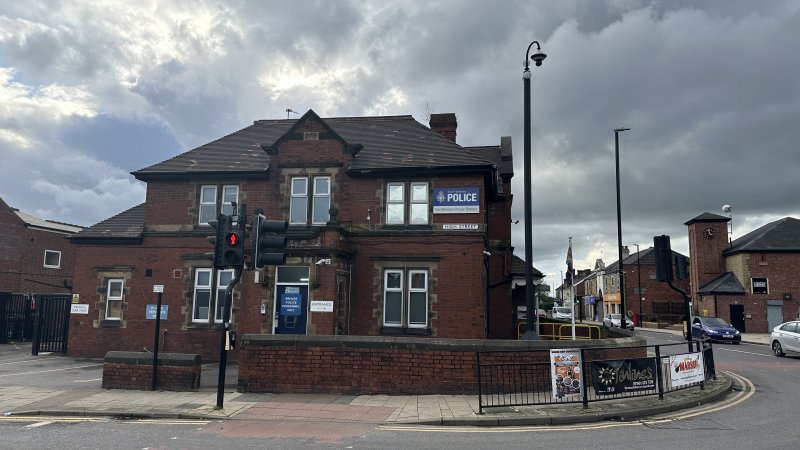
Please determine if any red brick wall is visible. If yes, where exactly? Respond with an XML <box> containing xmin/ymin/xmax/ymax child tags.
<box><xmin>102</xmin><ymin>353</ymin><xmax>201</xmax><ymax>391</ymax></box>
<box><xmin>0</xmin><ymin>198</ymin><xmax>28</xmax><ymax>292</ymax></box>
<box><xmin>237</xmin><ymin>335</ymin><xmax>647</xmax><ymax>395</ymax></box>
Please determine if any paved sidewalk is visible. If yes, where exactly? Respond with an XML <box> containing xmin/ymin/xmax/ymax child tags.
<box><xmin>0</xmin><ymin>340</ymin><xmax>735</xmax><ymax>426</ymax></box>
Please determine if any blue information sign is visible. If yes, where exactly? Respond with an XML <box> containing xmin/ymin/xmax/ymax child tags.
<box><xmin>146</xmin><ymin>304</ymin><xmax>169</xmax><ymax>320</ymax></box>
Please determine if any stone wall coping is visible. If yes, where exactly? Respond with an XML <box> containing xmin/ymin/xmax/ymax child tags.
<box><xmin>103</xmin><ymin>351</ymin><xmax>201</xmax><ymax>367</ymax></box>
<box><xmin>240</xmin><ymin>334</ymin><xmax>646</xmax><ymax>352</ymax></box>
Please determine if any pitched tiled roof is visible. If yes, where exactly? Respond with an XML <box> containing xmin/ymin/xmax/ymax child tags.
<box><xmin>724</xmin><ymin>217</ymin><xmax>800</xmax><ymax>254</ymax></box>
<box><xmin>697</xmin><ymin>272</ymin><xmax>746</xmax><ymax>295</ymax></box>
<box><xmin>132</xmin><ymin>111</ymin><xmax>495</xmax><ymax>179</ymax></box>
<box><xmin>605</xmin><ymin>247</ymin><xmax>686</xmax><ymax>272</ymax></box>
<box><xmin>511</xmin><ymin>254</ymin><xmax>543</xmax><ymax>278</ymax></box>
<box><xmin>13</xmin><ymin>209</ymin><xmax>83</xmax><ymax>234</ymax></box>
<box><xmin>71</xmin><ymin>204</ymin><xmax>145</xmax><ymax>242</ymax></box>
<box><xmin>684</xmin><ymin>212</ymin><xmax>730</xmax><ymax>226</ymax></box>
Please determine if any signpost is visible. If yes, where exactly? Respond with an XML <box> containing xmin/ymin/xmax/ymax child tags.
<box><xmin>151</xmin><ymin>284</ymin><xmax>164</xmax><ymax>390</ymax></box>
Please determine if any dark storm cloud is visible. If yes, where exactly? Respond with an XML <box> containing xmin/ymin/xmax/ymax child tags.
<box><xmin>0</xmin><ymin>0</ymin><xmax>798</xmax><ymax>283</ymax></box>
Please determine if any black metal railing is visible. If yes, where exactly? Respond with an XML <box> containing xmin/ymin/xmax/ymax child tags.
<box><xmin>477</xmin><ymin>339</ymin><xmax>715</xmax><ymax>413</ymax></box>
<box><xmin>1</xmin><ymin>293</ymin><xmax>33</xmax><ymax>343</ymax></box>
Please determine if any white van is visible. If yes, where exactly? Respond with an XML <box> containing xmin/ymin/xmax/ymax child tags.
<box><xmin>552</xmin><ymin>306</ymin><xmax>573</xmax><ymax>320</ymax></box>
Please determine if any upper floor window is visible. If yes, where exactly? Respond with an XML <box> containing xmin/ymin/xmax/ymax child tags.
<box><xmin>386</xmin><ymin>182</ymin><xmax>429</xmax><ymax>225</ymax></box>
<box><xmin>106</xmin><ymin>279</ymin><xmax>124</xmax><ymax>320</ymax></box>
<box><xmin>43</xmin><ymin>250</ymin><xmax>61</xmax><ymax>268</ymax></box>
<box><xmin>192</xmin><ymin>268</ymin><xmax>234</xmax><ymax>324</ymax></box>
<box><xmin>383</xmin><ymin>269</ymin><xmax>429</xmax><ymax>328</ymax></box>
<box><xmin>290</xmin><ymin>176</ymin><xmax>330</xmax><ymax>225</ymax></box>
<box><xmin>199</xmin><ymin>185</ymin><xmax>239</xmax><ymax>225</ymax></box>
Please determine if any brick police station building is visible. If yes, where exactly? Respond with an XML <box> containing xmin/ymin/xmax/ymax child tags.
<box><xmin>67</xmin><ymin>110</ymin><xmax>520</xmax><ymax>360</ymax></box>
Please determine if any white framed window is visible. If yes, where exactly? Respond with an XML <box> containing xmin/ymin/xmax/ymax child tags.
<box><xmin>383</xmin><ymin>270</ymin><xmax>403</xmax><ymax>326</ymax></box>
<box><xmin>312</xmin><ymin>176</ymin><xmax>331</xmax><ymax>224</ymax></box>
<box><xmin>383</xmin><ymin>269</ymin><xmax>429</xmax><ymax>328</ymax></box>
<box><xmin>106</xmin><ymin>279</ymin><xmax>124</xmax><ymax>320</ymax></box>
<box><xmin>192</xmin><ymin>268</ymin><xmax>212</xmax><ymax>322</ymax></box>
<box><xmin>214</xmin><ymin>269</ymin><xmax>235</xmax><ymax>323</ymax></box>
<box><xmin>221</xmin><ymin>185</ymin><xmax>239</xmax><ymax>216</ymax></box>
<box><xmin>199</xmin><ymin>185</ymin><xmax>239</xmax><ymax>225</ymax></box>
<box><xmin>193</xmin><ymin>268</ymin><xmax>235</xmax><ymax>323</ymax></box>
<box><xmin>410</xmin><ymin>182</ymin><xmax>429</xmax><ymax>224</ymax></box>
<box><xmin>386</xmin><ymin>182</ymin><xmax>429</xmax><ymax>225</ymax></box>
<box><xmin>291</xmin><ymin>176</ymin><xmax>331</xmax><ymax>225</ymax></box>
<box><xmin>408</xmin><ymin>270</ymin><xmax>428</xmax><ymax>327</ymax></box>
<box><xmin>43</xmin><ymin>250</ymin><xmax>61</xmax><ymax>268</ymax></box>
<box><xmin>290</xmin><ymin>177</ymin><xmax>309</xmax><ymax>224</ymax></box>
<box><xmin>199</xmin><ymin>186</ymin><xmax>217</xmax><ymax>225</ymax></box>
<box><xmin>386</xmin><ymin>182</ymin><xmax>405</xmax><ymax>224</ymax></box>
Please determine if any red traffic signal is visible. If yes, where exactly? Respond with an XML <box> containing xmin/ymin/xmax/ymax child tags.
<box><xmin>225</xmin><ymin>232</ymin><xmax>239</xmax><ymax>246</ymax></box>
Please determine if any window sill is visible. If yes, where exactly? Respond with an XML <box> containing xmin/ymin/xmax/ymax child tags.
<box><xmin>100</xmin><ymin>320</ymin><xmax>122</xmax><ymax>328</ymax></box>
<box><xmin>187</xmin><ymin>323</ymin><xmax>225</xmax><ymax>331</ymax></box>
<box><xmin>380</xmin><ymin>326</ymin><xmax>431</xmax><ymax>336</ymax></box>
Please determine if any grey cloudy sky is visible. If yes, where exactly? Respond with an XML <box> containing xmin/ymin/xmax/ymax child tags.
<box><xmin>1</xmin><ymin>0</ymin><xmax>799</xmax><ymax>289</ymax></box>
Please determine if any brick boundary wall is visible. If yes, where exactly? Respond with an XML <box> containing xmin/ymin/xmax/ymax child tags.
<box><xmin>237</xmin><ymin>333</ymin><xmax>646</xmax><ymax>395</ymax></box>
<box><xmin>102</xmin><ymin>351</ymin><xmax>201</xmax><ymax>391</ymax></box>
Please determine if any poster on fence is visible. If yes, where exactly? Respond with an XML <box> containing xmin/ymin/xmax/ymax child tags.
<box><xmin>550</xmin><ymin>349</ymin><xmax>583</xmax><ymax>399</ymax></box>
<box><xmin>590</xmin><ymin>358</ymin><xmax>656</xmax><ymax>395</ymax></box>
<box><xmin>667</xmin><ymin>352</ymin><xmax>704</xmax><ymax>388</ymax></box>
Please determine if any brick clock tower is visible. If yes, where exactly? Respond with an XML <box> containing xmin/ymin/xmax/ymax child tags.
<box><xmin>685</xmin><ymin>212</ymin><xmax>731</xmax><ymax>305</ymax></box>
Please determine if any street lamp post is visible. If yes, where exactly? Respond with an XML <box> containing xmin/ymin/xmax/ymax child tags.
<box><xmin>522</xmin><ymin>41</ymin><xmax>547</xmax><ymax>337</ymax></box>
<box><xmin>614</xmin><ymin>127</ymin><xmax>630</xmax><ymax>330</ymax></box>
<box><xmin>634</xmin><ymin>243</ymin><xmax>642</xmax><ymax>325</ymax></box>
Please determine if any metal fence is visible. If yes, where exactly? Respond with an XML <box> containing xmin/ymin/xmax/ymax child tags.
<box><xmin>477</xmin><ymin>339</ymin><xmax>715</xmax><ymax>413</ymax></box>
<box><xmin>0</xmin><ymin>293</ymin><xmax>33</xmax><ymax>343</ymax></box>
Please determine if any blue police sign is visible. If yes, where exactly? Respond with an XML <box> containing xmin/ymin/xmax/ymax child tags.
<box><xmin>432</xmin><ymin>187</ymin><xmax>480</xmax><ymax>214</ymax></box>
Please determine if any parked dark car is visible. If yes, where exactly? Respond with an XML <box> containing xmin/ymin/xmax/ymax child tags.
<box><xmin>691</xmin><ymin>316</ymin><xmax>741</xmax><ymax>344</ymax></box>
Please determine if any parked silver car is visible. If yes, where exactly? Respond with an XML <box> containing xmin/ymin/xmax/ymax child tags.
<box><xmin>603</xmin><ymin>313</ymin><xmax>634</xmax><ymax>330</ymax></box>
<box><xmin>771</xmin><ymin>320</ymin><xmax>800</xmax><ymax>357</ymax></box>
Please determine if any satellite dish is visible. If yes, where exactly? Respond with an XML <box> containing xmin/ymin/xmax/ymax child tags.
<box><xmin>722</xmin><ymin>205</ymin><xmax>731</xmax><ymax>213</ymax></box>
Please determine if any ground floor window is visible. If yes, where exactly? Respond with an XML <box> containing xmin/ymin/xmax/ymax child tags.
<box><xmin>192</xmin><ymin>268</ymin><xmax>234</xmax><ymax>323</ymax></box>
<box><xmin>383</xmin><ymin>269</ymin><xmax>428</xmax><ymax>328</ymax></box>
<box><xmin>105</xmin><ymin>279</ymin><xmax>124</xmax><ymax>320</ymax></box>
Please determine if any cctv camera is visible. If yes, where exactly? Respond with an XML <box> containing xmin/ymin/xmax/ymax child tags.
<box><xmin>722</xmin><ymin>205</ymin><xmax>731</xmax><ymax>213</ymax></box>
<box><xmin>315</xmin><ymin>259</ymin><xmax>325</xmax><ymax>266</ymax></box>
<box><xmin>483</xmin><ymin>251</ymin><xmax>492</xmax><ymax>256</ymax></box>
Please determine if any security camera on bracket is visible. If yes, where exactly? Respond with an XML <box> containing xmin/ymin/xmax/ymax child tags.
<box><xmin>315</xmin><ymin>258</ymin><xmax>331</xmax><ymax>266</ymax></box>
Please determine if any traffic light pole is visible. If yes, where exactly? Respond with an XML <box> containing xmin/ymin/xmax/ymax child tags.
<box><xmin>215</xmin><ymin>267</ymin><xmax>242</xmax><ymax>410</ymax></box>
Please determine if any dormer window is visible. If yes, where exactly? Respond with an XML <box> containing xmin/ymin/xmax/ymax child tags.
<box><xmin>290</xmin><ymin>176</ymin><xmax>331</xmax><ymax>225</ymax></box>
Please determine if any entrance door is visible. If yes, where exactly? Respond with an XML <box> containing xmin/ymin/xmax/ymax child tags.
<box><xmin>730</xmin><ymin>304</ymin><xmax>745</xmax><ymax>332</ymax></box>
<box><xmin>767</xmin><ymin>301</ymin><xmax>784</xmax><ymax>332</ymax></box>
<box><xmin>274</xmin><ymin>266</ymin><xmax>309</xmax><ymax>335</ymax></box>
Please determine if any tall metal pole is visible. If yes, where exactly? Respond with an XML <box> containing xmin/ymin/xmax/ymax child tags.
<box><xmin>614</xmin><ymin>127</ymin><xmax>630</xmax><ymax>330</ymax></box>
<box><xmin>635</xmin><ymin>243</ymin><xmax>642</xmax><ymax>326</ymax></box>
<box><xmin>522</xmin><ymin>41</ymin><xmax>546</xmax><ymax>337</ymax></box>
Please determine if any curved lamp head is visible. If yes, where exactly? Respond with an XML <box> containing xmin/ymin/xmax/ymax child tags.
<box><xmin>530</xmin><ymin>50</ymin><xmax>547</xmax><ymax>66</ymax></box>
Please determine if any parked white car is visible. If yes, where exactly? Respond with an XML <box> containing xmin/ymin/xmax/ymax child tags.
<box><xmin>603</xmin><ymin>313</ymin><xmax>634</xmax><ymax>330</ymax></box>
<box><xmin>770</xmin><ymin>320</ymin><xmax>800</xmax><ymax>357</ymax></box>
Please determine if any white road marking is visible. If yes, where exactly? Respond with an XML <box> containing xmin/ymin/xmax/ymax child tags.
<box><xmin>24</xmin><ymin>421</ymin><xmax>53</xmax><ymax>428</ymax></box>
<box><xmin>0</xmin><ymin>364</ymin><xmax>102</xmax><ymax>377</ymax></box>
<box><xmin>72</xmin><ymin>378</ymin><xmax>102</xmax><ymax>383</ymax></box>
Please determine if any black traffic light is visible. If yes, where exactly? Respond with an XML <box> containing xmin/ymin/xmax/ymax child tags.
<box><xmin>252</xmin><ymin>213</ymin><xmax>288</xmax><ymax>268</ymax></box>
<box><xmin>221</xmin><ymin>216</ymin><xmax>245</xmax><ymax>268</ymax></box>
<box><xmin>675</xmin><ymin>255</ymin><xmax>689</xmax><ymax>280</ymax></box>
<box><xmin>206</xmin><ymin>214</ymin><xmax>229</xmax><ymax>269</ymax></box>
<box><xmin>653</xmin><ymin>235</ymin><xmax>673</xmax><ymax>283</ymax></box>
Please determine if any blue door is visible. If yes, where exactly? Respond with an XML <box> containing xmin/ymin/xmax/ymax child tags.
<box><xmin>275</xmin><ymin>284</ymin><xmax>308</xmax><ymax>334</ymax></box>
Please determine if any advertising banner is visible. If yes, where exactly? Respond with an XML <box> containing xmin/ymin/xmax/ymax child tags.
<box><xmin>590</xmin><ymin>358</ymin><xmax>656</xmax><ymax>395</ymax></box>
<box><xmin>667</xmin><ymin>352</ymin><xmax>705</xmax><ymax>388</ymax></box>
<box><xmin>550</xmin><ymin>349</ymin><xmax>583</xmax><ymax>399</ymax></box>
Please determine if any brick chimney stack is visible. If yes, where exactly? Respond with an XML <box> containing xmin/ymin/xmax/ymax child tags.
<box><xmin>429</xmin><ymin>113</ymin><xmax>457</xmax><ymax>142</ymax></box>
